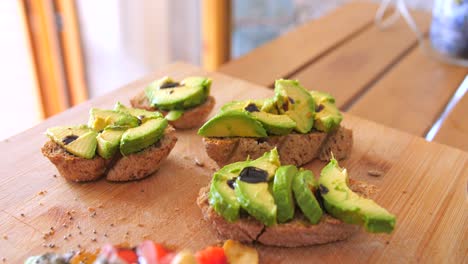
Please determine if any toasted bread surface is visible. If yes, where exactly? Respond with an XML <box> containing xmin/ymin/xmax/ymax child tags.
<box><xmin>42</xmin><ymin>127</ymin><xmax>177</xmax><ymax>182</ymax></box>
<box><xmin>41</xmin><ymin>141</ymin><xmax>110</xmax><ymax>182</ymax></box>
<box><xmin>197</xmin><ymin>179</ymin><xmax>375</xmax><ymax>247</ymax></box>
<box><xmin>203</xmin><ymin>126</ymin><xmax>353</xmax><ymax>167</ymax></box>
<box><xmin>130</xmin><ymin>91</ymin><xmax>215</xmax><ymax>129</ymax></box>
<box><xmin>106</xmin><ymin>127</ymin><xmax>177</xmax><ymax>181</ymax></box>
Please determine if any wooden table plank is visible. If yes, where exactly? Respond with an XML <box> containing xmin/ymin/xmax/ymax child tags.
<box><xmin>291</xmin><ymin>10</ymin><xmax>431</xmax><ymax>109</ymax></box>
<box><xmin>434</xmin><ymin>91</ymin><xmax>468</xmax><ymax>152</ymax></box>
<box><xmin>218</xmin><ymin>2</ymin><xmax>377</xmax><ymax>87</ymax></box>
<box><xmin>0</xmin><ymin>63</ymin><xmax>466</xmax><ymax>263</ymax></box>
<box><xmin>348</xmin><ymin>48</ymin><xmax>468</xmax><ymax>136</ymax></box>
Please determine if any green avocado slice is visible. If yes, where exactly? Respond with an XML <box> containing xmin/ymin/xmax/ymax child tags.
<box><xmin>96</xmin><ymin>128</ymin><xmax>125</xmax><ymax>159</ymax></box>
<box><xmin>145</xmin><ymin>76</ymin><xmax>211</xmax><ymax>110</ymax></box>
<box><xmin>120</xmin><ymin>118</ymin><xmax>168</xmax><ymax>156</ymax></box>
<box><xmin>208</xmin><ymin>148</ymin><xmax>280</xmax><ymax>223</ymax></box>
<box><xmin>235</xmin><ymin>180</ymin><xmax>277</xmax><ymax>226</ymax></box>
<box><xmin>46</xmin><ymin>126</ymin><xmax>97</xmax><ymax>159</ymax></box>
<box><xmin>292</xmin><ymin>169</ymin><xmax>323</xmax><ymax>224</ymax></box>
<box><xmin>274</xmin><ymin>79</ymin><xmax>315</xmax><ymax>133</ymax></box>
<box><xmin>114</xmin><ymin>101</ymin><xmax>163</xmax><ymax>122</ymax></box>
<box><xmin>273</xmin><ymin>165</ymin><xmax>297</xmax><ymax>223</ymax></box>
<box><xmin>165</xmin><ymin>110</ymin><xmax>184</xmax><ymax>121</ymax></box>
<box><xmin>250</xmin><ymin>111</ymin><xmax>296</xmax><ymax>136</ymax></box>
<box><xmin>319</xmin><ymin>158</ymin><xmax>396</xmax><ymax>233</ymax></box>
<box><xmin>198</xmin><ymin>111</ymin><xmax>267</xmax><ymax>138</ymax></box>
<box><xmin>309</xmin><ymin>91</ymin><xmax>342</xmax><ymax>133</ymax></box>
<box><xmin>88</xmin><ymin>108</ymin><xmax>139</xmax><ymax>131</ymax></box>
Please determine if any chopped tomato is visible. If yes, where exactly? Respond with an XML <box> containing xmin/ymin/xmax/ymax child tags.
<box><xmin>116</xmin><ymin>248</ymin><xmax>138</xmax><ymax>263</ymax></box>
<box><xmin>137</xmin><ymin>240</ymin><xmax>171</xmax><ymax>263</ymax></box>
<box><xmin>196</xmin><ymin>246</ymin><xmax>227</xmax><ymax>264</ymax></box>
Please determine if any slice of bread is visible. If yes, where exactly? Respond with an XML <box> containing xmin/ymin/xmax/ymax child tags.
<box><xmin>203</xmin><ymin>126</ymin><xmax>352</xmax><ymax>167</ymax></box>
<box><xmin>106</xmin><ymin>127</ymin><xmax>177</xmax><ymax>181</ymax></box>
<box><xmin>197</xmin><ymin>179</ymin><xmax>376</xmax><ymax>247</ymax></box>
<box><xmin>42</xmin><ymin>141</ymin><xmax>110</xmax><ymax>182</ymax></box>
<box><xmin>130</xmin><ymin>91</ymin><xmax>216</xmax><ymax>129</ymax></box>
<box><xmin>42</xmin><ymin>127</ymin><xmax>177</xmax><ymax>182</ymax></box>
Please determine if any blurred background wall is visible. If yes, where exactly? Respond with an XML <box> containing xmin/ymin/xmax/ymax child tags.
<box><xmin>0</xmin><ymin>0</ymin><xmax>434</xmax><ymax>139</ymax></box>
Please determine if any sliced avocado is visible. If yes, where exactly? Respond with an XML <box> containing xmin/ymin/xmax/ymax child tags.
<box><xmin>96</xmin><ymin>128</ymin><xmax>125</xmax><ymax>159</ymax></box>
<box><xmin>248</xmin><ymin>148</ymin><xmax>280</xmax><ymax>179</ymax></box>
<box><xmin>220</xmin><ymin>99</ymin><xmax>265</xmax><ymax>112</ymax></box>
<box><xmin>251</xmin><ymin>111</ymin><xmax>296</xmax><ymax>136</ymax></box>
<box><xmin>309</xmin><ymin>91</ymin><xmax>335</xmax><ymax>104</ymax></box>
<box><xmin>145</xmin><ymin>76</ymin><xmax>211</xmax><ymax>110</ymax></box>
<box><xmin>314</xmin><ymin>102</ymin><xmax>343</xmax><ymax>133</ymax></box>
<box><xmin>319</xmin><ymin>159</ymin><xmax>396</xmax><ymax>233</ymax></box>
<box><xmin>88</xmin><ymin>108</ymin><xmax>139</xmax><ymax>131</ymax></box>
<box><xmin>274</xmin><ymin>79</ymin><xmax>315</xmax><ymax>133</ymax></box>
<box><xmin>114</xmin><ymin>101</ymin><xmax>163</xmax><ymax>122</ymax></box>
<box><xmin>260</xmin><ymin>98</ymin><xmax>280</xmax><ymax>114</ymax></box>
<box><xmin>209</xmin><ymin>163</ymin><xmax>246</xmax><ymax>222</ymax></box>
<box><xmin>198</xmin><ymin>111</ymin><xmax>267</xmax><ymax>138</ymax></box>
<box><xmin>273</xmin><ymin>165</ymin><xmax>297</xmax><ymax>223</ymax></box>
<box><xmin>46</xmin><ymin>126</ymin><xmax>98</xmax><ymax>159</ymax></box>
<box><xmin>235</xmin><ymin>179</ymin><xmax>277</xmax><ymax>226</ymax></box>
<box><xmin>165</xmin><ymin>110</ymin><xmax>184</xmax><ymax>121</ymax></box>
<box><xmin>309</xmin><ymin>91</ymin><xmax>342</xmax><ymax>133</ymax></box>
<box><xmin>209</xmin><ymin>149</ymin><xmax>279</xmax><ymax>222</ymax></box>
<box><xmin>292</xmin><ymin>169</ymin><xmax>323</xmax><ymax>224</ymax></box>
<box><xmin>120</xmin><ymin>118</ymin><xmax>168</xmax><ymax>156</ymax></box>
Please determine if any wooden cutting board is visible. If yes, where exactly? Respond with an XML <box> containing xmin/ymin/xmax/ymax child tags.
<box><xmin>0</xmin><ymin>63</ymin><xmax>466</xmax><ymax>263</ymax></box>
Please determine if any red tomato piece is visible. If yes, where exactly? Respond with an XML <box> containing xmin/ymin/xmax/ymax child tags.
<box><xmin>116</xmin><ymin>248</ymin><xmax>138</xmax><ymax>263</ymax></box>
<box><xmin>196</xmin><ymin>246</ymin><xmax>227</xmax><ymax>264</ymax></box>
<box><xmin>137</xmin><ymin>240</ymin><xmax>171</xmax><ymax>263</ymax></box>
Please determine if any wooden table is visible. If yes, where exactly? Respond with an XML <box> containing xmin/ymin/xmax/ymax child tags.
<box><xmin>219</xmin><ymin>2</ymin><xmax>468</xmax><ymax>152</ymax></box>
<box><xmin>0</xmin><ymin>63</ymin><xmax>466</xmax><ymax>263</ymax></box>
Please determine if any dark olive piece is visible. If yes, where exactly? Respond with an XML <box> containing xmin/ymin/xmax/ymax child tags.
<box><xmin>238</xmin><ymin>166</ymin><xmax>268</xmax><ymax>184</ymax></box>
<box><xmin>244</xmin><ymin>103</ymin><xmax>259</xmax><ymax>112</ymax></box>
<box><xmin>319</xmin><ymin>184</ymin><xmax>329</xmax><ymax>195</ymax></box>
<box><xmin>160</xmin><ymin>82</ymin><xmax>180</xmax><ymax>89</ymax></box>
<box><xmin>316</xmin><ymin>104</ymin><xmax>325</xmax><ymax>112</ymax></box>
<box><xmin>227</xmin><ymin>178</ymin><xmax>237</xmax><ymax>189</ymax></box>
<box><xmin>62</xmin><ymin>135</ymin><xmax>79</xmax><ymax>145</ymax></box>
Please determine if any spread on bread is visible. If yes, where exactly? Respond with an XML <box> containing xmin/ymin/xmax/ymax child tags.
<box><xmin>42</xmin><ymin>102</ymin><xmax>177</xmax><ymax>182</ymax></box>
<box><xmin>198</xmin><ymin>79</ymin><xmax>352</xmax><ymax>167</ymax></box>
<box><xmin>25</xmin><ymin>239</ymin><xmax>258</xmax><ymax>264</ymax></box>
<box><xmin>131</xmin><ymin>76</ymin><xmax>215</xmax><ymax>129</ymax></box>
<box><xmin>198</xmin><ymin>149</ymin><xmax>396</xmax><ymax>247</ymax></box>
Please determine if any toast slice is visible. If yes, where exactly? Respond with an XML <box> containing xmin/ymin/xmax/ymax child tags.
<box><xmin>197</xmin><ymin>179</ymin><xmax>376</xmax><ymax>247</ymax></box>
<box><xmin>42</xmin><ymin>140</ymin><xmax>110</xmax><ymax>182</ymax></box>
<box><xmin>130</xmin><ymin>91</ymin><xmax>216</xmax><ymax>129</ymax></box>
<box><xmin>203</xmin><ymin>126</ymin><xmax>352</xmax><ymax>167</ymax></box>
<box><xmin>42</xmin><ymin>127</ymin><xmax>177</xmax><ymax>182</ymax></box>
<box><xmin>106</xmin><ymin>127</ymin><xmax>177</xmax><ymax>181</ymax></box>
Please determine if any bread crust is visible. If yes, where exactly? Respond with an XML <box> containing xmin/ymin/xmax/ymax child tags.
<box><xmin>41</xmin><ymin>141</ymin><xmax>110</xmax><ymax>182</ymax></box>
<box><xmin>106</xmin><ymin>127</ymin><xmax>177</xmax><ymax>181</ymax></box>
<box><xmin>197</xmin><ymin>179</ymin><xmax>375</xmax><ymax>247</ymax></box>
<box><xmin>42</xmin><ymin>127</ymin><xmax>177</xmax><ymax>182</ymax></box>
<box><xmin>203</xmin><ymin>126</ymin><xmax>353</xmax><ymax>167</ymax></box>
<box><xmin>130</xmin><ymin>91</ymin><xmax>215</xmax><ymax>129</ymax></box>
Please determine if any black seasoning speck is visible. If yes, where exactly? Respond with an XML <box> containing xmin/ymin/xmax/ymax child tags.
<box><xmin>288</xmin><ymin>97</ymin><xmax>295</xmax><ymax>104</ymax></box>
<box><xmin>319</xmin><ymin>184</ymin><xmax>329</xmax><ymax>195</ymax></box>
<box><xmin>20</xmin><ymin>213</ymin><xmax>25</xmax><ymax>217</ymax></box>
<box><xmin>160</xmin><ymin>82</ymin><xmax>180</xmax><ymax>89</ymax></box>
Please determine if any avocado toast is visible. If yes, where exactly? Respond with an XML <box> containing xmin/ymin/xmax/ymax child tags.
<box><xmin>41</xmin><ymin>103</ymin><xmax>177</xmax><ymax>182</ymax></box>
<box><xmin>197</xmin><ymin>149</ymin><xmax>396</xmax><ymax>247</ymax></box>
<box><xmin>131</xmin><ymin>76</ymin><xmax>215</xmax><ymax>129</ymax></box>
<box><xmin>198</xmin><ymin>79</ymin><xmax>352</xmax><ymax>167</ymax></box>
